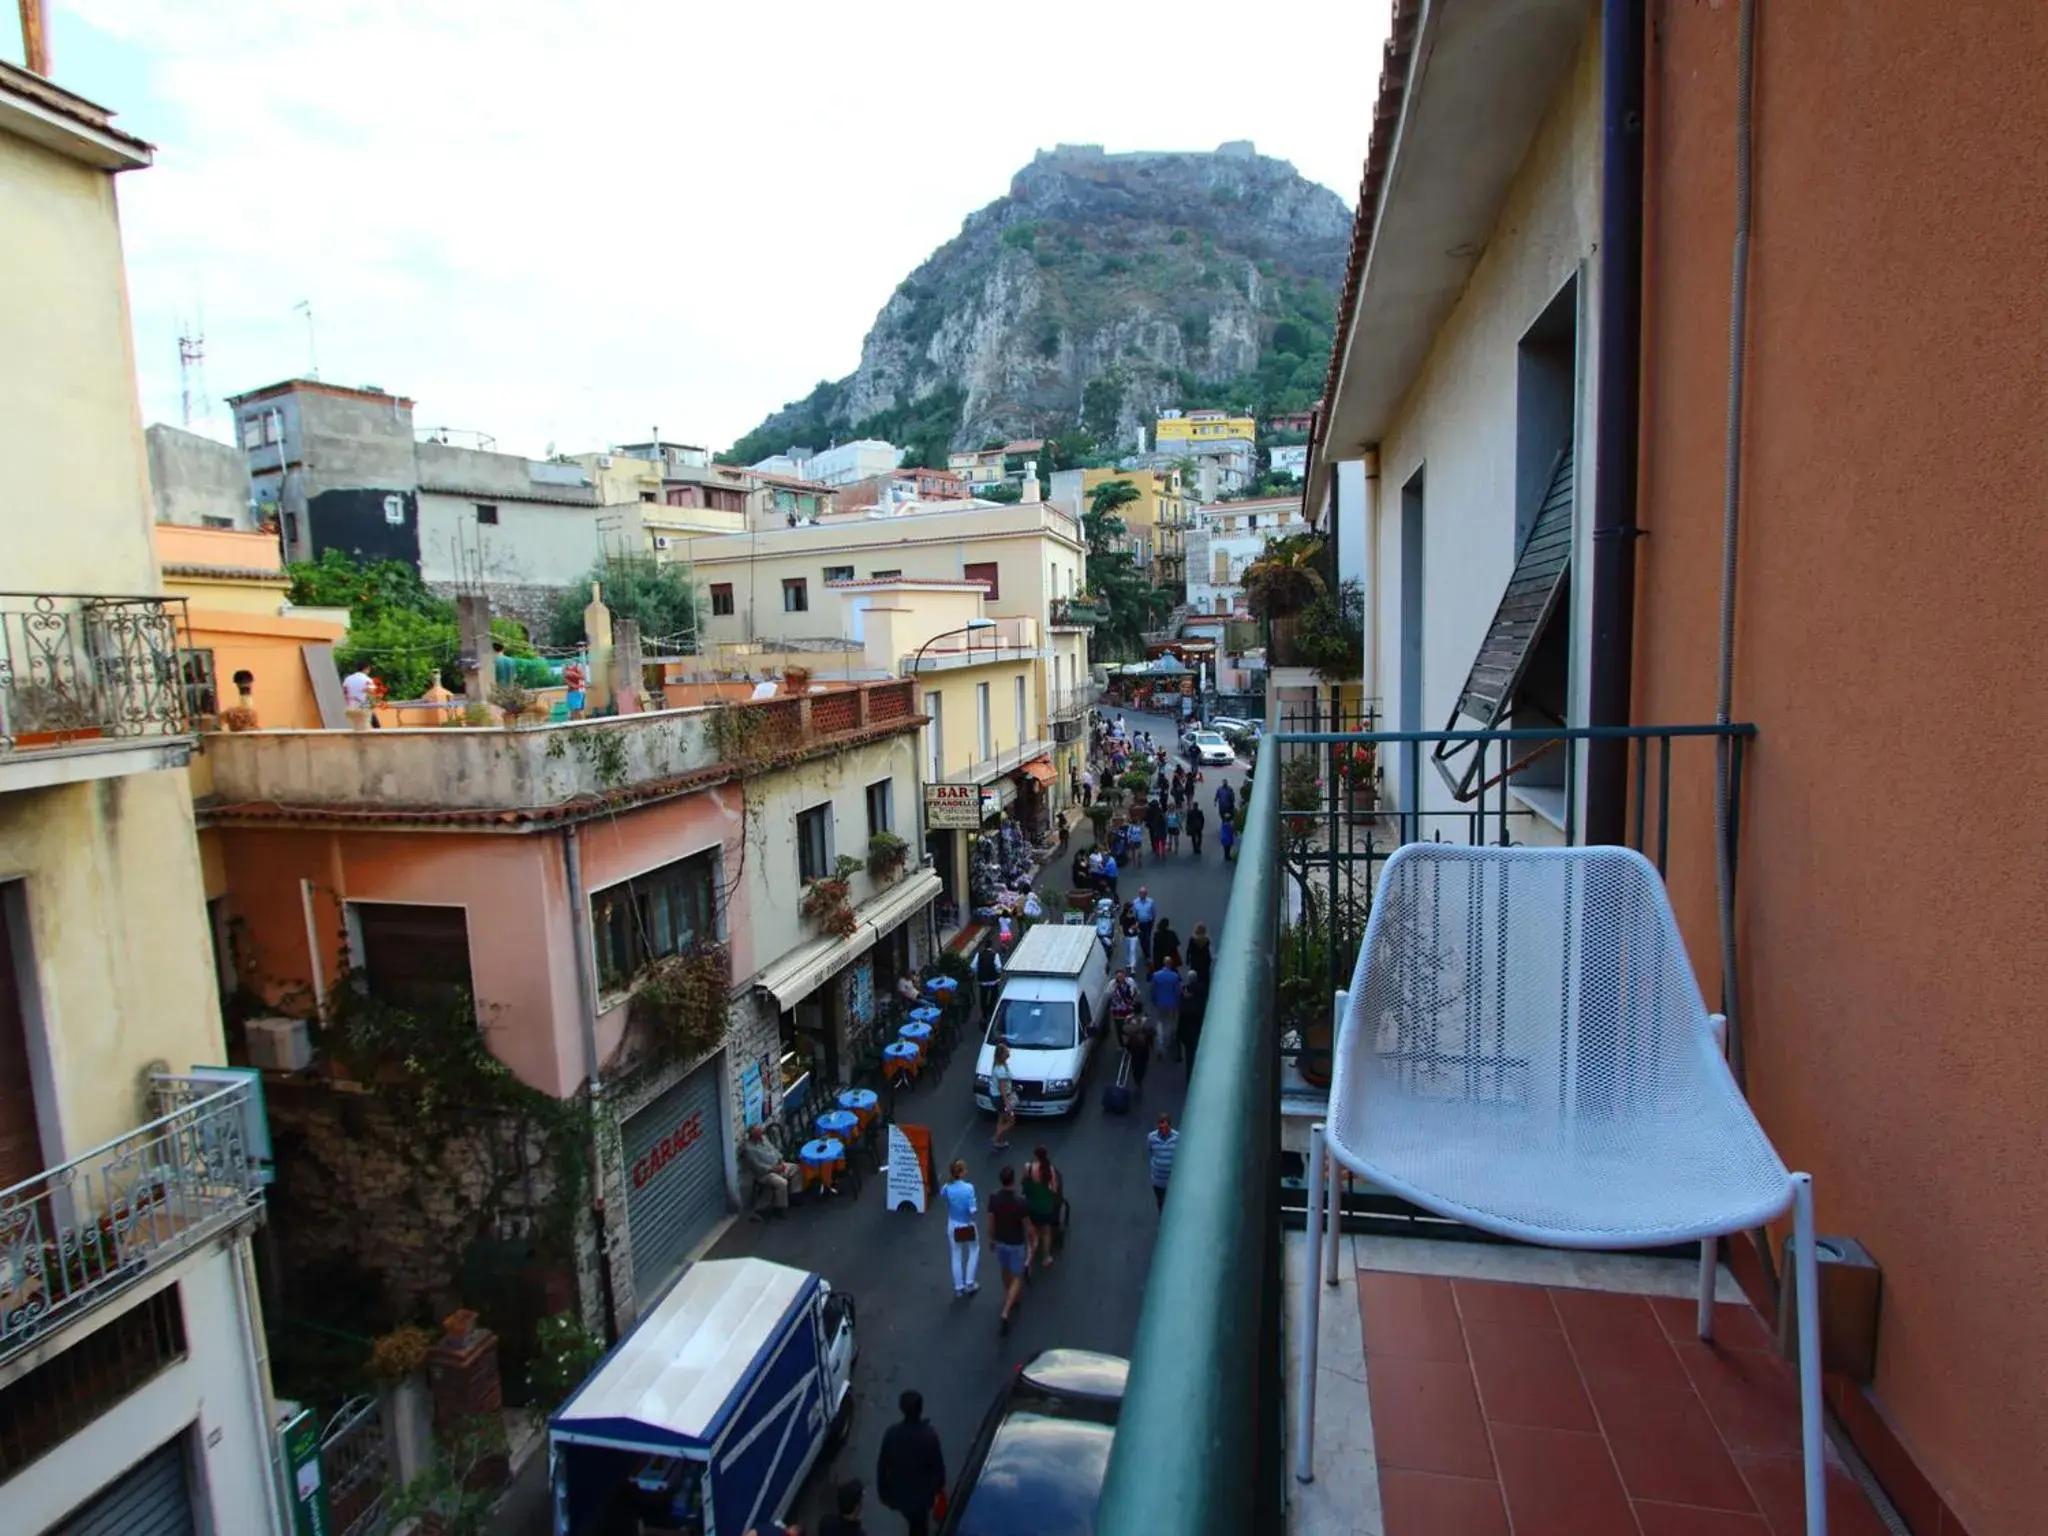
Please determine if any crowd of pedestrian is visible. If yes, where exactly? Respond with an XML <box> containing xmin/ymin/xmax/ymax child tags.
<box><xmin>746</xmin><ymin>708</ymin><xmax>1227</xmax><ymax>1535</ymax></box>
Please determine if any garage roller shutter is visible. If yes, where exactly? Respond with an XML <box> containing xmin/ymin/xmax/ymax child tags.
<box><xmin>622</xmin><ymin>1058</ymin><xmax>728</xmax><ymax>1307</ymax></box>
<box><xmin>54</xmin><ymin>1434</ymin><xmax>195</xmax><ymax>1536</ymax></box>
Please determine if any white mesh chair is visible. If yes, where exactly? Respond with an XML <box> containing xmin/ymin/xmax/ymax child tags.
<box><xmin>1295</xmin><ymin>843</ymin><xmax>1827</xmax><ymax>1536</ymax></box>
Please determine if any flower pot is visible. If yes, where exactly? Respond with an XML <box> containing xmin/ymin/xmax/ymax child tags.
<box><xmin>1296</xmin><ymin>1021</ymin><xmax>1333</xmax><ymax>1089</ymax></box>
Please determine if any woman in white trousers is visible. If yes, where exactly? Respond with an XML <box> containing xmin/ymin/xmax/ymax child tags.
<box><xmin>940</xmin><ymin>1158</ymin><xmax>981</xmax><ymax>1297</ymax></box>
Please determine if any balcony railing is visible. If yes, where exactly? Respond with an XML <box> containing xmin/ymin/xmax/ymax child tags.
<box><xmin>202</xmin><ymin>678</ymin><xmax>920</xmax><ymax>815</ymax></box>
<box><xmin>0</xmin><ymin>1076</ymin><xmax>267</xmax><ymax>1369</ymax></box>
<box><xmin>1096</xmin><ymin>721</ymin><xmax>1754</xmax><ymax>1536</ymax></box>
<box><xmin>960</xmin><ymin>737</ymin><xmax>1056</xmax><ymax>787</ymax></box>
<box><xmin>0</xmin><ymin>593</ymin><xmax>193</xmax><ymax>754</ymax></box>
<box><xmin>1049</xmin><ymin>597</ymin><xmax>1105</xmax><ymax>628</ymax></box>
<box><xmin>1046</xmin><ymin>682</ymin><xmax>1100</xmax><ymax>724</ymax></box>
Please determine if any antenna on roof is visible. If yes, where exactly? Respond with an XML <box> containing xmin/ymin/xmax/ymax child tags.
<box><xmin>293</xmin><ymin>299</ymin><xmax>320</xmax><ymax>380</ymax></box>
<box><xmin>177</xmin><ymin>313</ymin><xmax>208</xmax><ymax>429</ymax></box>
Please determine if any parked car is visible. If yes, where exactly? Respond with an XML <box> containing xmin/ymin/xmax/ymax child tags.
<box><xmin>1191</xmin><ymin>730</ymin><xmax>1235</xmax><ymax>766</ymax></box>
<box><xmin>940</xmin><ymin>1349</ymin><xmax>1128</xmax><ymax>1536</ymax></box>
<box><xmin>1210</xmin><ymin>716</ymin><xmax>1261</xmax><ymax>745</ymax></box>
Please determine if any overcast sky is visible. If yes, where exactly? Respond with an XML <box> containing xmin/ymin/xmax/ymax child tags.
<box><xmin>22</xmin><ymin>2</ymin><xmax>1387</xmax><ymax>460</ymax></box>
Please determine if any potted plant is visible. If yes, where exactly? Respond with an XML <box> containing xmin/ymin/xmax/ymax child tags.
<box><xmin>866</xmin><ymin>831</ymin><xmax>911</xmax><ymax>881</ymax></box>
<box><xmin>630</xmin><ymin>943</ymin><xmax>733</xmax><ymax>1062</ymax></box>
<box><xmin>799</xmin><ymin>856</ymin><xmax>863</xmax><ymax>938</ymax></box>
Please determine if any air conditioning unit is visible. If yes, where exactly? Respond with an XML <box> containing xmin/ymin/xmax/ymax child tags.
<box><xmin>246</xmin><ymin>1016</ymin><xmax>313</xmax><ymax>1073</ymax></box>
<box><xmin>653</xmin><ymin>535</ymin><xmax>673</xmax><ymax>550</ymax></box>
<box><xmin>597</xmin><ymin>454</ymin><xmax>614</xmax><ymax>468</ymax></box>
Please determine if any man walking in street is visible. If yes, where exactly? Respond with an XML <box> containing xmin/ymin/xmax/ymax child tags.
<box><xmin>1180</xmin><ymin>964</ymin><xmax>1207</xmax><ymax>1067</ymax></box>
<box><xmin>1216</xmin><ymin>779</ymin><xmax>1236</xmax><ymax>824</ymax></box>
<box><xmin>1130</xmin><ymin>886</ymin><xmax>1157</xmax><ymax>965</ymax></box>
<box><xmin>877</xmin><ymin>1390</ymin><xmax>946</xmax><ymax>1536</ymax></box>
<box><xmin>974</xmin><ymin>941</ymin><xmax>1003</xmax><ymax>1026</ymax></box>
<box><xmin>1185</xmin><ymin>801</ymin><xmax>1206</xmax><ymax>857</ymax></box>
<box><xmin>1148</xmin><ymin>955</ymin><xmax>1183</xmax><ymax>1061</ymax></box>
<box><xmin>1148</xmin><ymin>1114</ymin><xmax>1179</xmax><ymax>1210</ymax></box>
<box><xmin>988</xmin><ymin>1166</ymin><xmax>1031</xmax><ymax>1335</ymax></box>
<box><xmin>1218</xmin><ymin>813</ymin><xmax>1237</xmax><ymax>863</ymax></box>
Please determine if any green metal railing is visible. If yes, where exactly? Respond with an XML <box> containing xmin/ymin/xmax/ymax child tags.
<box><xmin>1097</xmin><ymin>721</ymin><xmax>1755</xmax><ymax>1536</ymax></box>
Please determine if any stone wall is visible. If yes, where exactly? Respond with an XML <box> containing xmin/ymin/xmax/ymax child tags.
<box><xmin>264</xmin><ymin>1078</ymin><xmax>586</xmax><ymax>1328</ymax></box>
<box><xmin>424</xmin><ymin>580</ymin><xmax>565</xmax><ymax>644</ymax></box>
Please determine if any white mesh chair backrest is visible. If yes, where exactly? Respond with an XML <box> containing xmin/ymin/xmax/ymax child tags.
<box><xmin>1327</xmin><ymin>843</ymin><xmax>1791</xmax><ymax>1246</ymax></box>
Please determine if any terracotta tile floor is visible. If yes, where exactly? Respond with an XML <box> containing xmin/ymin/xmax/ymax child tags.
<box><xmin>1359</xmin><ymin>1268</ymin><xmax>1893</xmax><ymax>1536</ymax></box>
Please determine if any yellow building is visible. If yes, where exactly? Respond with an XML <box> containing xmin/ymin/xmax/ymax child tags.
<box><xmin>1079</xmin><ymin>467</ymin><xmax>1188</xmax><ymax>587</ymax></box>
<box><xmin>1154</xmin><ymin>408</ymin><xmax>1256</xmax><ymax>446</ymax></box>
<box><xmin>0</xmin><ymin>53</ymin><xmax>281</xmax><ymax>1534</ymax></box>
<box><xmin>670</xmin><ymin>504</ymin><xmax>1099</xmax><ymax>936</ymax></box>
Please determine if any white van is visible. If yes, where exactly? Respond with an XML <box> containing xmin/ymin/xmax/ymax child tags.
<box><xmin>972</xmin><ymin>924</ymin><xmax>1112</xmax><ymax>1117</ymax></box>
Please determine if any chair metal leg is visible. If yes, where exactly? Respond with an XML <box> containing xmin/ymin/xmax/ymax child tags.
<box><xmin>1295</xmin><ymin>1123</ymin><xmax>1326</xmax><ymax>1485</ymax></box>
<box><xmin>1323</xmin><ymin>1146</ymin><xmax>1343</xmax><ymax>1287</ymax></box>
<box><xmin>1792</xmin><ymin>1174</ymin><xmax>1828</xmax><ymax>1536</ymax></box>
<box><xmin>1697</xmin><ymin>1235</ymin><xmax>1719</xmax><ymax>1340</ymax></box>
<box><xmin>1324</xmin><ymin>990</ymin><xmax>1347</xmax><ymax>1290</ymax></box>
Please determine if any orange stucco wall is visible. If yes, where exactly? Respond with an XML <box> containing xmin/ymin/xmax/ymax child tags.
<box><xmin>185</xmin><ymin>608</ymin><xmax>342</xmax><ymax>730</ymax></box>
<box><xmin>1637</xmin><ymin>8</ymin><xmax>2048</xmax><ymax>1532</ymax></box>
<box><xmin>213</xmin><ymin>787</ymin><xmax>746</xmax><ymax>1100</ymax></box>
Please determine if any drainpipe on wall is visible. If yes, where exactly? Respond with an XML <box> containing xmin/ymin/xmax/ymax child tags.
<box><xmin>562</xmin><ymin>825</ymin><xmax>620</xmax><ymax>1342</ymax></box>
<box><xmin>1585</xmin><ymin>0</ymin><xmax>1649</xmax><ymax>844</ymax></box>
<box><xmin>1363</xmin><ymin>450</ymin><xmax>1382</xmax><ymax>719</ymax></box>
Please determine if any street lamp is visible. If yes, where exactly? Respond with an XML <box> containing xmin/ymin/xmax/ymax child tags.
<box><xmin>910</xmin><ymin>616</ymin><xmax>997</xmax><ymax>677</ymax></box>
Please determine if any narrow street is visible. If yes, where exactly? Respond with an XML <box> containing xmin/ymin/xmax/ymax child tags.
<box><xmin>751</xmin><ymin>705</ymin><xmax>1246</xmax><ymax>1529</ymax></box>
<box><xmin>505</xmin><ymin>707</ymin><xmax>1247</xmax><ymax>1532</ymax></box>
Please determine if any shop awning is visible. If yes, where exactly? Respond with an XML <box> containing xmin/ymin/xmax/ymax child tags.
<box><xmin>750</xmin><ymin>869</ymin><xmax>943</xmax><ymax>1011</ymax></box>
<box><xmin>1019</xmin><ymin>759</ymin><xmax>1057</xmax><ymax>787</ymax></box>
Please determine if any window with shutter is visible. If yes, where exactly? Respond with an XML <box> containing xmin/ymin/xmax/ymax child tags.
<box><xmin>1435</xmin><ymin>445</ymin><xmax>1575</xmax><ymax>797</ymax></box>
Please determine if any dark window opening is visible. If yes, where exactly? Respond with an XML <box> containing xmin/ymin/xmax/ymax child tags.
<box><xmin>963</xmin><ymin>561</ymin><xmax>1001</xmax><ymax>600</ymax></box>
<box><xmin>352</xmin><ymin>903</ymin><xmax>473</xmax><ymax>1012</ymax></box>
<box><xmin>823</xmin><ymin>565</ymin><xmax>854</xmax><ymax>584</ymax></box>
<box><xmin>180</xmin><ymin>649</ymin><xmax>219</xmax><ymax>719</ymax></box>
<box><xmin>1516</xmin><ymin>276</ymin><xmax>1578</xmax><ymax>550</ymax></box>
<box><xmin>710</xmin><ymin>584</ymin><xmax>735</xmax><ymax>617</ymax></box>
<box><xmin>475</xmin><ymin>503</ymin><xmax>499</xmax><ymax>525</ymax></box>
<box><xmin>590</xmin><ymin>851</ymin><xmax>719</xmax><ymax>994</ymax></box>
<box><xmin>0</xmin><ymin>1285</ymin><xmax>186</xmax><ymax>1480</ymax></box>
<box><xmin>871</xmin><ymin>569</ymin><xmax>902</xmax><ymax>579</ymax></box>
<box><xmin>797</xmin><ymin>805</ymin><xmax>833</xmax><ymax>882</ymax></box>
<box><xmin>782</xmin><ymin>579</ymin><xmax>809</xmax><ymax>614</ymax></box>
<box><xmin>866</xmin><ymin>779</ymin><xmax>893</xmax><ymax>838</ymax></box>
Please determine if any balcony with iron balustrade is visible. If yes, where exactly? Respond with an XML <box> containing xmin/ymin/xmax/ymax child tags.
<box><xmin>0</xmin><ymin>593</ymin><xmax>196</xmax><ymax>793</ymax></box>
<box><xmin>0</xmin><ymin>1074</ymin><xmax>268</xmax><ymax>1377</ymax></box>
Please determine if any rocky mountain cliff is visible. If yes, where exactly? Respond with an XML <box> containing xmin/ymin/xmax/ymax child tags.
<box><xmin>728</xmin><ymin>143</ymin><xmax>1352</xmax><ymax>463</ymax></box>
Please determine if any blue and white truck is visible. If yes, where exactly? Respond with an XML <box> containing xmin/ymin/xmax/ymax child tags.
<box><xmin>549</xmin><ymin>1258</ymin><xmax>856</xmax><ymax>1536</ymax></box>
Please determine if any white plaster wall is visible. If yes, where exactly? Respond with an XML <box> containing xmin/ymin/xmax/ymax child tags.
<box><xmin>1372</xmin><ymin>22</ymin><xmax>1601</xmax><ymax>831</ymax></box>
<box><xmin>417</xmin><ymin>492</ymin><xmax>610</xmax><ymax>587</ymax></box>
<box><xmin>5</xmin><ymin>1245</ymin><xmax>276</xmax><ymax>1534</ymax></box>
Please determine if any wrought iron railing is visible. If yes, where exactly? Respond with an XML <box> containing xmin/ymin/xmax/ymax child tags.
<box><xmin>1046</xmin><ymin>683</ymin><xmax>1100</xmax><ymax>723</ymax></box>
<box><xmin>1097</xmin><ymin>722</ymin><xmax>1755</xmax><ymax>1536</ymax></box>
<box><xmin>0</xmin><ymin>1077</ymin><xmax>267</xmax><ymax>1367</ymax></box>
<box><xmin>0</xmin><ymin>593</ymin><xmax>193</xmax><ymax>753</ymax></box>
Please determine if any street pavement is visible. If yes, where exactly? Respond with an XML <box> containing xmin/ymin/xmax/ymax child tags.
<box><xmin>503</xmin><ymin>709</ymin><xmax>1248</xmax><ymax>1533</ymax></box>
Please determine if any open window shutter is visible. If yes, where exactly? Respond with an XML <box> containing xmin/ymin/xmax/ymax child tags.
<box><xmin>1445</xmin><ymin>445</ymin><xmax>1575</xmax><ymax>733</ymax></box>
